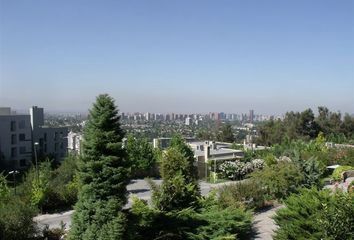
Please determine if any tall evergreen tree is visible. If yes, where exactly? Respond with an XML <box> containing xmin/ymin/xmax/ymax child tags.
<box><xmin>69</xmin><ymin>94</ymin><xmax>130</xmax><ymax>240</ymax></box>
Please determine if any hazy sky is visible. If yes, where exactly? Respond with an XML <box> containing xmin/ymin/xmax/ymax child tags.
<box><xmin>0</xmin><ymin>0</ymin><xmax>353</xmax><ymax>114</ymax></box>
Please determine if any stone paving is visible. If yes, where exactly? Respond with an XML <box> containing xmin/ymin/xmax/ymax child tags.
<box><xmin>252</xmin><ymin>205</ymin><xmax>283</xmax><ymax>240</ymax></box>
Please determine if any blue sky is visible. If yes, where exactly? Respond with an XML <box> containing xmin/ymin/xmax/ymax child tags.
<box><xmin>0</xmin><ymin>0</ymin><xmax>353</xmax><ymax>114</ymax></box>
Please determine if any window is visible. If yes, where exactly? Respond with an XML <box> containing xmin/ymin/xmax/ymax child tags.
<box><xmin>11</xmin><ymin>147</ymin><xmax>17</xmax><ymax>157</ymax></box>
<box><xmin>19</xmin><ymin>146</ymin><xmax>26</xmax><ymax>154</ymax></box>
<box><xmin>11</xmin><ymin>121</ymin><xmax>16</xmax><ymax>131</ymax></box>
<box><xmin>60</xmin><ymin>142</ymin><xmax>64</xmax><ymax>149</ymax></box>
<box><xmin>19</xmin><ymin>134</ymin><xmax>26</xmax><ymax>141</ymax></box>
<box><xmin>11</xmin><ymin>134</ymin><xmax>16</xmax><ymax>144</ymax></box>
<box><xmin>44</xmin><ymin>144</ymin><xmax>47</xmax><ymax>153</ymax></box>
<box><xmin>54</xmin><ymin>132</ymin><xmax>58</xmax><ymax>140</ymax></box>
<box><xmin>55</xmin><ymin>143</ymin><xmax>58</xmax><ymax>151</ymax></box>
<box><xmin>44</xmin><ymin>133</ymin><xmax>47</xmax><ymax>141</ymax></box>
<box><xmin>19</xmin><ymin>120</ymin><xmax>25</xmax><ymax>129</ymax></box>
<box><xmin>20</xmin><ymin>159</ymin><xmax>26</xmax><ymax>167</ymax></box>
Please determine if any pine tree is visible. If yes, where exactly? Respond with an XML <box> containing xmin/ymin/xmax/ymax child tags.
<box><xmin>69</xmin><ymin>94</ymin><xmax>130</xmax><ymax>240</ymax></box>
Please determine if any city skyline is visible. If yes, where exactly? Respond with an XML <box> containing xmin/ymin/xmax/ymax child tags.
<box><xmin>1</xmin><ymin>0</ymin><xmax>353</xmax><ymax>114</ymax></box>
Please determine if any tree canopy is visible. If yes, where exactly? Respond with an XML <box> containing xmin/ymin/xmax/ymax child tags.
<box><xmin>257</xmin><ymin>107</ymin><xmax>354</xmax><ymax>145</ymax></box>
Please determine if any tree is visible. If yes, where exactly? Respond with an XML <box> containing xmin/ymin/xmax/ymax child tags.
<box><xmin>126</xmin><ymin>134</ymin><xmax>157</xmax><ymax>178</ymax></box>
<box><xmin>0</xmin><ymin>173</ymin><xmax>9</xmax><ymax>200</ymax></box>
<box><xmin>69</xmin><ymin>94</ymin><xmax>130</xmax><ymax>240</ymax></box>
<box><xmin>217</xmin><ymin>123</ymin><xmax>234</xmax><ymax>142</ymax></box>
<box><xmin>151</xmin><ymin>135</ymin><xmax>200</xmax><ymax>212</ymax></box>
<box><xmin>341</xmin><ymin>113</ymin><xmax>354</xmax><ymax>139</ymax></box>
<box><xmin>30</xmin><ymin>161</ymin><xmax>52</xmax><ymax>209</ymax></box>
<box><xmin>0</xmin><ymin>173</ymin><xmax>38</xmax><ymax>240</ymax></box>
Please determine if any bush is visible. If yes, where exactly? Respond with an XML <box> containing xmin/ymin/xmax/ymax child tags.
<box><xmin>300</xmin><ymin>157</ymin><xmax>325</xmax><ymax>188</ymax></box>
<box><xmin>274</xmin><ymin>188</ymin><xmax>354</xmax><ymax>240</ymax></box>
<box><xmin>218</xmin><ymin>180</ymin><xmax>267</xmax><ymax>210</ymax></box>
<box><xmin>332</xmin><ymin>165</ymin><xmax>354</xmax><ymax>181</ymax></box>
<box><xmin>43</xmin><ymin>155</ymin><xmax>78</xmax><ymax>212</ymax></box>
<box><xmin>251</xmin><ymin>162</ymin><xmax>304</xmax><ymax>199</ymax></box>
<box><xmin>219</xmin><ymin>161</ymin><xmax>246</xmax><ymax>180</ymax></box>
<box><xmin>251</xmin><ymin>159</ymin><xmax>265</xmax><ymax>170</ymax></box>
<box><xmin>128</xmin><ymin>195</ymin><xmax>253</xmax><ymax>240</ymax></box>
<box><xmin>192</xmin><ymin>205</ymin><xmax>252</xmax><ymax>240</ymax></box>
<box><xmin>42</xmin><ymin>221</ymin><xmax>67</xmax><ymax>240</ymax></box>
<box><xmin>218</xmin><ymin>159</ymin><xmax>265</xmax><ymax>181</ymax></box>
<box><xmin>0</xmin><ymin>197</ymin><xmax>38</xmax><ymax>240</ymax></box>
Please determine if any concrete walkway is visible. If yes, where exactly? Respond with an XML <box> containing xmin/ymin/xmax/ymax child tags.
<box><xmin>252</xmin><ymin>205</ymin><xmax>283</xmax><ymax>240</ymax></box>
<box><xmin>34</xmin><ymin>179</ymin><xmax>283</xmax><ymax>239</ymax></box>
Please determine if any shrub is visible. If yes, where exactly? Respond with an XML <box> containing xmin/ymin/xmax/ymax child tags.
<box><xmin>191</xmin><ymin>205</ymin><xmax>253</xmax><ymax>240</ymax></box>
<box><xmin>332</xmin><ymin>165</ymin><xmax>354</xmax><ymax>181</ymax></box>
<box><xmin>301</xmin><ymin>156</ymin><xmax>325</xmax><ymax>188</ymax></box>
<box><xmin>43</xmin><ymin>155</ymin><xmax>78</xmax><ymax>212</ymax></box>
<box><xmin>219</xmin><ymin>161</ymin><xmax>246</xmax><ymax>180</ymax></box>
<box><xmin>251</xmin><ymin>162</ymin><xmax>304</xmax><ymax>199</ymax></box>
<box><xmin>218</xmin><ymin>180</ymin><xmax>266</xmax><ymax>210</ymax></box>
<box><xmin>251</xmin><ymin>159</ymin><xmax>265</xmax><ymax>170</ymax></box>
<box><xmin>128</xmin><ymin>195</ymin><xmax>253</xmax><ymax>240</ymax></box>
<box><xmin>274</xmin><ymin>188</ymin><xmax>354</xmax><ymax>240</ymax></box>
<box><xmin>42</xmin><ymin>221</ymin><xmax>67</xmax><ymax>240</ymax></box>
<box><xmin>0</xmin><ymin>197</ymin><xmax>38</xmax><ymax>239</ymax></box>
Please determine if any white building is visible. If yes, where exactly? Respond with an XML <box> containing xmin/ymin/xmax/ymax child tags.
<box><xmin>68</xmin><ymin>131</ymin><xmax>83</xmax><ymax>154</ymax></box>
<box><xmin>189</xmin><ymin>140</ymin><xmax>244</xmax><ymax>179</ymax></box>
<box><xmin>189</xmin><ymin>141</ymin><xmax>244</xmax><ymax>163</ymax></box>
<box><xmin>185</xmin><ymin>117</ymin><xmax>192</xmax><ymax>126</ymax></box>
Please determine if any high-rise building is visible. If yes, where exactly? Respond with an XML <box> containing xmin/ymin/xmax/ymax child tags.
<box><xmin>249</xmin><ymin>110</ymin><xmax>254</xmax><ymax>123</ymax></box>
<box><xmin>144</xmin><ymin>112</ymin><xmax>151</xmax><ymax>121</ymax></box>
<box><xmin>185</xmin><ymin>117</ymin><xmax>192</xmax><ymax>126</ymax></box>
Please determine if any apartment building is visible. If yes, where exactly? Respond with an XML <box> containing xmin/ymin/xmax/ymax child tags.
<box><xmin>0</xmin><ymin>106</ymin><xmax>68</xmax><ymax>170</ymax></box>
<box><xmin>0</xmin><ymin>108</ymin><xmax>32</xmax><ymax>169</ymax></box>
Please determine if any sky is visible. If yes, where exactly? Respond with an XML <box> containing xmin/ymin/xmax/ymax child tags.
<box><xmin>0</xmin><ymin>0</ymin><xmax>353</xmax><ymax>115</ymax></box>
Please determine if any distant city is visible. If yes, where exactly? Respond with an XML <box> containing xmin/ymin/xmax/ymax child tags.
<box><xmin>119</xmin><ymin>110</ymin><xmax>283</xmax><ymax>123</ymax></box>
<box><xmin>0</xmin><ymin>105</ymin><xmax>269</xmax><ymax>170</ymax></box>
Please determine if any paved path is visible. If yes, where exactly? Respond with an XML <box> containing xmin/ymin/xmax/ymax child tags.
<box><xmin>34</xmin><ymin>178</ymin><xmax>282</xmax><ymax>239</ymax></box>
<box><xmin>252</xmin><ymin>205</ymin><xmax>283</xmax><ymax>240</ymax></box>
<box><xmin>34</xmin><ymin>179</ymin><xmax>234</xmax><ymax>230</ymax></box>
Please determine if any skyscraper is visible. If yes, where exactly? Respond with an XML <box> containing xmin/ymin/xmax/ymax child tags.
<box><xmin>249</xmin><ymin>110</ymin><xmax>254</xmax><ymax>123</ymax></box>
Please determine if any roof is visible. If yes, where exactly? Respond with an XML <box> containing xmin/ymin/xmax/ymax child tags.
<box><xmin>194</xmin><ymin>148</ymin><xmax>243</xmax><ymax>157</ymax></box>
<box><xmin>326</xmin><ymin>165</ymin><xmax>340</xmax><ymax>169</ymax></box>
